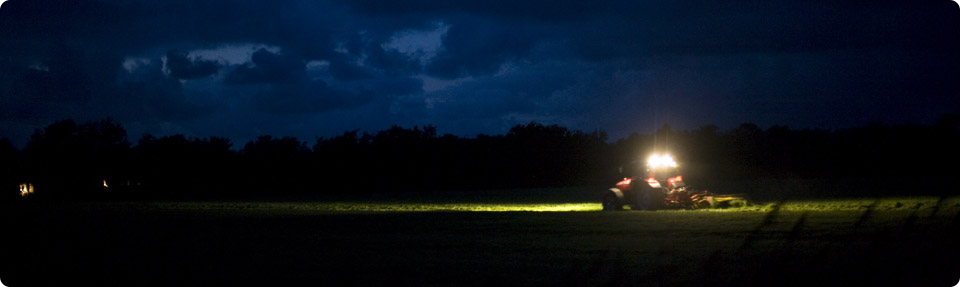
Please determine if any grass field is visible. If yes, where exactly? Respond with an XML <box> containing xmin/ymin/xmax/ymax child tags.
<box><xmin>3</xmin><ymin>189</ymin><xmax>960</xmax><ymax>286</ymax></box>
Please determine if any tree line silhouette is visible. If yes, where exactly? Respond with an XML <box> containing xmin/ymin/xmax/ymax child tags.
<box><xmin>1</xmin><ymin>115</ymin><xmax>958</xmax><ymax>201</ymax></box>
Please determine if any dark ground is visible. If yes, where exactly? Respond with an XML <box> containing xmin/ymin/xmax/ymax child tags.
<box><xmin>2</xmin><ymin>200</ymin><xmax>960</xmax><ymax>286</ymax></box>
<box><xmin>2</xmin><ymin>193</ymin><xmax>960</xmax><ymax>287</ymax></box>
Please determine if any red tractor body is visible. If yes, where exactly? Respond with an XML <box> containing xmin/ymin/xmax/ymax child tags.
<box><xmin>603</xmin><ymin>154</ymin><xmax>726</xmax><ymax>211</ymax></box>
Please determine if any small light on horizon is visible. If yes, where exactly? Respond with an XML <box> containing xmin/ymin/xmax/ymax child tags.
<box><xmin>19</xmin><ymin>183</ymin><xmax>34</xmax><ymax>198</ymax></box>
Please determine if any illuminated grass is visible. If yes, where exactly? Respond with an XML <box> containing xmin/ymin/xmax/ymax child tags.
<box><xmin>80</xmin><ymin>196</ymin><xmax>960</xmax><ymax>214</ymax></box>
<box><xmin>134</xmin><ymin>201</ymin><xmax>603</xmax><ymax>213</ymax></box>
<box><xmin>304</xmin><ymin>202</ymin><xmax>603</xmax><ymax>212</ymax></box>
<box><xmin>776</xmin><ymin>196</ymin><xmax>958</xmax><ymax>211</ymax></box>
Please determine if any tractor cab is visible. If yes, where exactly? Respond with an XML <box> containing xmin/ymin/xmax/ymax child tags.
<box><xmin>645</xmin><ymin>154</ymin><xmax>684</xmax><ymax>189</ymax></box>
<box><xmin>605</xmin><ymin>154</ymin><xmax>692</xmax><ymax>211</ymax></box>
<box><xmin>619</xmin><ymin>154</ymin><xmax>684</xmax><ymax>189</ymax></box>
<box><xmin>604</xmin><ymin>154</ymin><xmax>744</xmax><ymax>211</ymax></box>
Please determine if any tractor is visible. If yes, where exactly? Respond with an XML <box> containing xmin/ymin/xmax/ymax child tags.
<box><xmin>602</xmin><ymin>154</ymin><xmax>741</xmax><ymax>211</ymax></box>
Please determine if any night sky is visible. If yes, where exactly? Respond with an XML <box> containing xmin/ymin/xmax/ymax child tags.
<box><xmin>1</xmin><ymin>0</ymin><xmax>958</xmax><ymax>147</ymax></box>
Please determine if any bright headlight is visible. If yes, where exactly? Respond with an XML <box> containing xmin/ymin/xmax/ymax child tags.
<box><xmin>647</xmin><ymin>154</ymin><xmax>677</xmax><ymax>168</ymax></box>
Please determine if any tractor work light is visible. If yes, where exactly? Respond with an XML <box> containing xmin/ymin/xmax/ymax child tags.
<box><xmin>647</xmin><ymin>154</ymin><xmax>677</xmax><ymax>168</ymax></box>
<box><xmin>668</xmin><ymin>176</ymin><xmax>683</xmax><ymax>185</ymax></box>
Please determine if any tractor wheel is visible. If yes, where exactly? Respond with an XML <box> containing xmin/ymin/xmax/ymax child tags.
<box><xmin>602</xmin><ymin>191</ymin><xmax>623</xmax><ymax>211</ymax></box>
<box><xmin>649</xmin><ymin>188</ymin><xmax>666</xmax><ymax>210</ymax></box>
<box><xmin>634</xmin><ymin>189</ymin><xmax>651</xmax><ymax>210</ymax></box>
<box><xmin>635</xmin><ymin>188</ymin><xmax>666</xmax><ymax>211</ymax></box>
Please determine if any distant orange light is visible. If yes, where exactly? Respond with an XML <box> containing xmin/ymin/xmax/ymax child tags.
<box><xmin>19</xmin><ymin>183</ymin><xmax>34</xmax><ymax>197</ymax></box>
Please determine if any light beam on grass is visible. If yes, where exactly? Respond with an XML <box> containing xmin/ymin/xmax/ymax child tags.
<box><xmin>271</xmin><ymin>202</ymin><xmax>604</xmax><ymax>212</ymax></box>
<box><xmin>135</xmin><ymin>197</ymin><xmax>960</xmax><ymax>214</ymax></box>
<box><xmin>143</xmin><ymin>202</ymin><xmax>604</xmax><ymax>212</ymax></box>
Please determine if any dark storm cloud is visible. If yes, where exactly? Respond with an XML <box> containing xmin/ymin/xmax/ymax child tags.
<box><xmin>406</xmin><ymin>61</ymin><xmax>580</xmax><ymax>134</ymax></box>
<box><xmin>0</xmin><ymin>46</ymin><xmax>120</xmax><ymax>122</ymax></box>
<box><xmin>249</xmin><ymin>74</ymin><xmax>422</xmax><ymax>116</ymax></box>
<box><xmin>165</xmin><ymin>50</ymin><xmax>221</xmax><ymax>80</ymax></box>
<box><xmin>327</xmin><ymin>55</ymin><xmax>376</xmax><ymax>81</ymax></box>
<box><xmin>220</xmin><ymin>47</ymin><xmax>421</xmax><ymax>115</ymax></box>
<box><xmin>225</xmin><ymin>49</ymin><xmax>305</xmax><ymax>85</ymax></box>
<box><xmin>339</xmin><ymin>0</ymin><xmax>585</xmax><ymax>78</ymax></box>
<box><xmin>339</xmin><ymin>0</ymin><xmax>605</xmax><ymax>22</ymax></box>
<box><xmin>1</xmin><ymin>0</ymin><xmax>958</xmax><ymax>146</ymax></box>
<box><xmin>0</xmin><ymin>0</ymin><xmax>115</xmax><ymax>50</ymax></box>
<box><xmin>114</xmin><ymin>58</ymin><xmax>215</xmax><ymax>122</ymax></box>
<box><xmin>425</xmin><ymin>17</ymin><xmax>544</xmax><ymax>78</ymax></box>
<box><xmin>634</xmin><ymin>0</ymin><xmax>960</xmax><ymax>54</ymax></box>
<box><xmin>365</xmin><ymin>44</ymin><xmax>423</xmax><ymax>74</ymax></box>
<box><xmin>253</xmin><ymin>80</ymin><xmax>373</xmax><ymax>115</ymax></box>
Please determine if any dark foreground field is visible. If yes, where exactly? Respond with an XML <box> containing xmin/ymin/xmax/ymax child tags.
<box><xmin>3</xmin><ymin>190</ymin><xmax>960</xmax><ymax>287</ymax></box>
